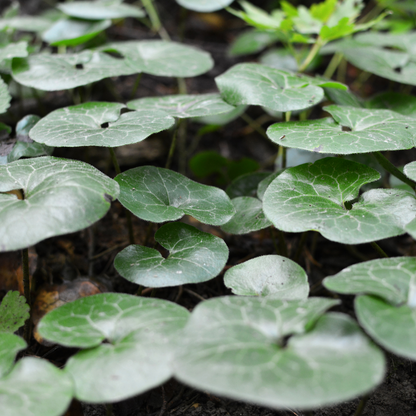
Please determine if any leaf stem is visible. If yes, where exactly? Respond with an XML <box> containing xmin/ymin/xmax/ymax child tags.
<box><xmin>276</xmin><ymin>228</ymin><xmax>289</xmax><ymax>257</ymax></box>
<box><xmin>109</xmin><ymin>148</ymin><xmax>121</xmax><ymax>176</ymax></box>
<box><xmin>240</xmin><ymin>113</ymin><xmax>269</xmax><ymax>140</ymax></box>
<box><xmin>130</xmin><ymin>73</ymin><xmax>142</xmax><ymax>100</ymax></box>
<box><xmin>141</xmin><ymin>0</ymin><xmax>170</xmax><ymax>40</ymax></box>
<box><xmin>22</xmin><ymin>247</ymin><xmax>31</xmax><ymax>343</ymax></box>
<box><xmin>166</xmin><ymin>120</ymin><xmax>181</xmax><ymax>169</ymax></box>
<box><xmin>354</xmin><ymin>394</ymin><xmax>370</xmax><ymax>416</ymax></box>
<box><xmin>293</xmin><ymin>232</ymin><xmax>308</xmax><ymax>262</ymax></box>
<box><xmin>323</xmin><ymin>52</ymin><xmax>344</xmax><ymax>80</ymax></box>
<box><xmin>371</xmin><ymin>242</ymin><xmax>389</xmax><ymax>258</ymax></box>
<box><xmin>373</xmin><ymin>152</ymin><xmax>416</xmax><ymax>190</ymax></box>
<box><xmin>299</xmin><ymin>37</ymin><xmax>323</xmax><ymax>73</ymax></box>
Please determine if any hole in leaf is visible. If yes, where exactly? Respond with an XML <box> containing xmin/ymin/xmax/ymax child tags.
<box><xmin>104</xmin><ymin>193</ymin><xmax>113</xmax><ymax>203</ymax></box>
<box><xmin>120</xmin><ymin>108</ymin><xmax>133</xmax><ymax>115</ymax></box>
<box><xmin>393</xmin><ymin>67</ymin><xmax>402</xmax><ymax>74</ymax></box>
<box><xmin>344</xmin><ymin>200</ymin><xmax>353</xmax><ymax>210</ymax></box>
<box><xmin>75</xmin><ymin>63</ymin><xmax>84</xmax><ymax>70</ymax></box>
<box><xmin>103</xmin><ymin>50</ymin><xmax>124</xmax><ymax>60</ymax></box>
<box><xmin>342</xmin><ymin>126</ymin><xmax>352</xmax><ymax>132</ymax></box>
<box><xmin>101</xmin><ymin>122</ymin><xmax>109</xmax><ymax>129</ymax></box>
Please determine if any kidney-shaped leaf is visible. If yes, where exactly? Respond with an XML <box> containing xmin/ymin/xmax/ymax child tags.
<box><xmin>355</xmin><ymin>295</ymin><xmax>416</xmax><ymax>360</ymax></box>
<box><xmin>114</xmin><ymin>222</ymin><xmax>229</xmax><ymax>288</ymax></box>
<box><xmin>175</xmin><ymin>297</ymin><xmax>384</xmax><ymax>409</ymax></box>
<box><xmin>263</xmin><ymin>158</ymin><xmax>416</xmax><ymax>244</ymax></box>
<box><xmin>224</xmin><ymin>254</ymin><xmax>309</xmax><ymax>299</ymax></box>
<box><xmin>30</xmin><ymin>102</ymin><xmax>175</xmax><ymax>147</ymax></box>
<box><xmin>127</xmin><ymin>93</ymin><xmax>235</xmax><ymax>119</ymax></box>
<box><xmin>267</xmin><ymin>105</ymin><xmax>416</xmax><ymax>154</ymax></box>
<box><xmin>115</xmin><ymin>166</ymin><xmax>235</xmax><ymax>225</ymax></box>
<box><xmin>215</xmin><ymin>63</ymin><xmax>346</xmax><ymax>112</ymax></box>
<box><xmin>176</xmin><ymin>0</ymin><xmax>234</xmax><ymax>12</ymax></box>
<box><xmin>0</xmin><ymin>333</ymin><xmax>26</xmax><ymax>378</ymax></box>
<box><xmin>12</xmin><ymin>50</ymin><xmax>136</xmax><ymax>91</ymax></box>
<box><xmin>58</xmin><ymin>1</ymin><xmax>145</xmax><ymax>19</ymax></box>
<box><xmin>0</xmin><ymin>157</ymin><xmax>119</xmax><ymax>252</ymax></box>
<box><xmin>0</xmin><ymin>357</ymin><xmax>73</xmax><ymax>416</ymax></box>
<box><xmin>99</xmin><ymin>40</ymin><xmax>213</xmax><ymax>77</ymax></box>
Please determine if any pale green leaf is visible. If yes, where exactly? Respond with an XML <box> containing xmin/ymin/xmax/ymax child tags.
<box><xmin>0</xmin><ymin>77</ymin><xmax>11</xmax><ymax>114</ymax></box>
<box><xmin>0</xmin><ymin>333</ymin><xmax>26</xmax><ymax>378</ymax></box>
<box><xmin>0</xmin><ymin>41</ymin><xmax>27</xmax><ymax>62</ymax></box>
<box><xmin>58</xmin><ymin>1</ymin><xmax>144</xmax><ymax>19</ymax></box>
<box><xmin>229</xmin><ymin>29</ymin><xmax>280</xmax><ymax>56</ymax></box>
<box><xmin>176</xmin><ymin>0</ymin><xmax>234</xmax><ymax>12</ymax></box>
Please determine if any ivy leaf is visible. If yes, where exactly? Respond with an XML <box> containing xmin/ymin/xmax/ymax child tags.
<box><xmin>175</xmin><ymin>297</ymin><xmax>384</xmax><ymax>409</ymax></box>
<box><xmin>0</xmin><ymin>291</ymin><xmax>29</xmax><ymax>333</ymax></box>
<box><xmin>263</xmin><ymin>158</ymin><xmax>416</xmax><ymax>244</ymax></box>
<box><xmin>99</xmin><ymin>40</ymin><xmax>213</xmax><ymax>77</ymax></box>
<box><xmin>127</xmin><ymin>94</ymin><xmax>235</xmax><ymax>119</ymax></box>
<box><xmin>58</xmin><ymin>1</ymin><xmax>145</xmax><ymax>19</ymax></box>
<box><xmin>224</xmin><ymin>254</ymin><xmax>309</xmax><ymax>299</ymax></box>
<box><xmin>0</xmin><ymin>156</ymin><xmax>119</xmax><ymax>252</ymax></box>
<box><xmin>176</xmin><ymin>0</ymin><xmax>234</xmax><ymax>12</ymax></box>
<box><xmin>114</xmin><ymin>222</ymin><xmax>229</xmax><ymax>288</ymax></box>
<box><xmin>0</xmin><ymin>77</ymin><xmax>11</xmax><ymax>114</ymax></box>
<box><xmin>267</xmin><ymin>105</ymin><xmax>416</xmax><ymax>154</ymax></box>
<box><xmin>0</xmin><ymin>41</ymin><xmax>28</xmax><ymax>62</ymax></box>
<box><xmin>0</xmin><ymin>357</ymin><xmax>73</xmax><ymax>416</ymax></box>
<box><xmin>12</xmin><ymin>50</ymin><xmax>136</xmax><ymax>91</ymax></box>
<box><xmin>215</xmin><ymin>63</ymin><xmax>345</xmax><ymax>112</ymax></box>
<box><xmin>0</xmin><ymin>333</ymin><xmax>26</xmax><ymax>378</ymax></box>
<box><xmin>115</xmin><ymin>166</ymin><xmax>235</xmax><ymax>225</ymax></box>
<box><xmin>29</xmin><ymin>102</ymin><xmax>174</xmax><ymax>148</ymax></box>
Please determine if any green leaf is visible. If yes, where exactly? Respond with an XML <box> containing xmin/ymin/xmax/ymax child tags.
<box><xmin>176</xmin><ymin>0</ymin><xmax>234</xmax><ymax>12</ymax></box>
<box><xmin>226</xmin><ymin>171</ymin><xmax>271</xmax><ymax>198</ymax></box>
<box><xmin>257</xmin><ymin>171</ymin><xmax>282</xmax><ymax>200</ymax></box>
<box><xmin>42</xmin><ymin>18</ymin><xmax>111</xmax><ymax>47</ymax></box>
<box><xmin>12</xmin><ymin>50</ymin><xmax>136</xmax><ymax>91</ymax></box>
<box><xmin>0</xmin><ymin>78</ymin><xmax>11</xmax><ymax>115</ymax></box>
<box><xmin>38</xmin><ymin>293</ymin><xmax>188</xmax><ymax>402</ymax></box>
<box><xmin>324</xmin><ymin>257</ymin><xmax>416</xmax><ymax>306</ymax></box>
<box><xmin>267</xmin><ymin>105</ymin><xmax>416</xmax><ymax>154</ymax></box>
<box><xmin>221</xmin><ymin>197</ymin><xmax>271</xmax><ymax>234</ymax></box>
<box><xmin>0</xmin><ymin>357</ymin><xmax>73</xmax><ymax>416</ymax></box>
<box><xmin>229</xmin><ymin>2</ymin><xmax>284</xmax><ymax>30</ymax></box>
<box><xmin>320</xmin><ymin>18</ymin><xmax>355</xmax><ymax>42</ymax></box>
<box><xmin>325</xmin><ymin>87</ymin><xmax>364</xmax><ymax>108</ymax></box>
<box><xmin>293</xmin><ymin>5</ymin><xmax>323</xmax><ymax>34</ymax></box>
<box><xmin>224</xmin><ymin>254</ymin><xmax>309</xmax><ymax>299</ymax></box>
<box><xmin>0</xmin><ymin>291</ymin><xmax>29</xmax><ymax>333</ymax></box>
<box><xmin>99</xmin><ymin>40</ymin><xmax>214</xmax><ymax>77</ymax></box>
<box><xmin>356</xmin><ymin>295</ymin><xmax>416</xmax><ymax>360</ymax></box>
<box><xmin>310</xmin><ymin>0</ymin><xmax>337</xmax><ymax>22</ymax></box>
<box><xmin>404</xmin><ymin>161</ymin><xmax>416</xmax><ymax>181</ymax></box>
<box><xmin>263</xmin><ymin>158</ymin><xmax>416</xmax><ymax>244</ymax></box>
<box><xmin>193</xmin><ymin>104</ymin><xmax>247</xmax><ymax>126</ymax></box>
<box><xmin>115</xmin><ymin>166</ymin><xmax>235</xmax><ymax>225</ymax></box>
<box><xmin>259</xmin><ymin>48</ymin><xmax>300</xmax><ymax>72</ymax></box>
<box><xmin>228</xmin><ymin>29</ymin><xmax>280</xmax><ymax>56</ymax></box>
<box><xmin>175</xmin><ymin>298</ymin><xmax>384</xmax><ymax>409</ymax></box>
<box><xmin>0</xmin><ymin>16</ymin><xmax>53</xmax><ymax>32</ymax></box>
<box><xmin>114</xmin><ymin>222</ymin><xmax>229</xmax><ymax>288</ymax></box>
<box><xmin>0</xmin><ymin>333</ymin><xmax>26</xmax><ymax>378</ymax></box>
<box><xmin>0</xmin><ymin>41</ymin><xmax>28</xmax><ymax>62</ymax></box>
<box><xmin>366</xmin><ymin>92</ymin><xmax>416</xmax><ymax>118</ymax></box>
<box><xmin>215</xmin><ymin>63</ymin><xmax>344</xmax><ymax>112</ymax></box>
<box><xmin>0</xmin><ymin>156</ymin><xmax>119</xmax><ymax>252</ymax></box>
<box><xmin>127</xmin><ymin>94</ymin><xmax>235</xmax><ymax>119</ymax></box>
<box><xmin>30</xmin><ymin>102</ymin><xmax>174</xmax><ymax>148</ymax></box>
<box><xmin>58</xmin><ymin>1</ymin><xmax>144</xmax><ymax>19</ymax></box>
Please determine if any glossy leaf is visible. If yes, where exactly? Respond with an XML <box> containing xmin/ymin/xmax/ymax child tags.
<box><xmin>193</xmin><ymin>104</ymin><xmax>247</xmax><ymax>125</ymax></box>
<box><xmin>221</xmin><ymin>197</ymin><xmax>271</xmax><ymax>234</ymax></box>
<box><xmin>356</xmin><ymin>295</ymin><xmax>416</xmax><ymax>360</ymax></box>
<box><xmin>176</xmin><ymin>0</ymin><xmax>234</xmax><ymax>12</ymax></box>
<box><xmin>115</xmin><ymin>166</ymin><xmax>235</xmax><ymax>225</ymax></box>
<box><xmin>324</xmin><ymin>257</ymin><xmax>416</xmax><ymax>307</ymax></box>
<box><xmin>99</xmin><ymin>40</ymin><xmax>213</xmax><ymax>77</ymax></box>
<box><xmin>224</xmin><ymin>254</ymin><xmax>309</xmax><ymax>299</ymax></box>
<box><xmin>263</xmin><ymin>158</ymin><xmax>416</xmax><ymax>244</ymax></box>
<box><xmin>127</xmin><ymin>93</ymin><xmax>235</xmax><ymax>119</ymax></box>
<box><xmin>0</xmin><ymin>333</ymin><xmax>26</xmax><ymax>378</ymax></box>
<box><xmin>404</xmin><ymin>161</ymin><xmax>416</xmax><ymax>181</ymax></box>
<box><xmin>42</xmin><ymin>18</ymin><xmax>111</xmax><ymax>47</ymax></box>
<box><xmin>0</xmin><ymin>78</ymin><xmax>11</xmax><ymax>114</ymax></box>
<box><xmin>175</xmin><ymin>297</ymin><xmax>384</xmax><ymax>409</ymax></box>
<box><xmin>114</xmin><ymin>222</ymin><xmax>229</xmax><ymax>288</ymax></box>
<box><xmin>0</xmin><ymin>41</ymin><xmax>28</xmax><ymax>62</ymax></box>
<box><xmin>30</xmin><ymin>102</ymin><xmax>174</xmax><ymax>148</ymax></box>
<box><xmin>215</xmin><ymin>63</ymin><xmax>345</xmax><ymax>112</ymax></box>
<box><xmin>226</xmin><ymin>171</ymin><xmax>271</xmax><ymax>198</ymax></box>
<box><xmin>0</xmin><ymin>157</ymin><xmax>119</xmax><ymax>252</ymax></box>
<box><xmin>58</xmin><ymin>1</ymin><xmax>145</xmax><ymax>19</ymax></box>
<box><xmin>0</xmin><ymin>291</ymin><xmax>29</xmax><ymax>333</ymax></box>
<box><xmin>0</xmin><ymin>357</ymin><xmax>73</xmax><ymax>416</ymax></box>
<box><xmin>12</xmin><ymin>50</ymin><xmax>136</xmax><ymax>91</ymax></box>
<box><xmin>366</xmin><ymin>92</ymin><xmax>416</xmax><ymax>118</ymax></box>
<box><xmin>267</xmin><ymin>105</ymin><xmax>416</xmax><ymax>154</ymax></box>
<box><xmin>229</xmin><ymin>30</ymin><xmax>279</xmax><ymax>56</ymax></box>
<box><xmin>260</xmin><ymin>48</ymin><xmax>300</xmax><ymax>72</ymax></box>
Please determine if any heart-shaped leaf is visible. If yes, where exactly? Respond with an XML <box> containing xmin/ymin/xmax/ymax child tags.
<box><xmin>176</xmin><ymin>0</ymin><xmax>234</xmax><ymax>12</ymax></box>
<box><xmin>267</xmin><ymin>105</ymin><xmax>416</xmax><ymax>154</ymax></box>
<box><xmin>38</xmin><ymin>293</ymin><xmax>189</xmax><ymax>403</ymax></box>
<box><xmin>29</xmin><ymin>102</ymin><xmax>175</xmax><ymax>148</ymax></box>
<box><xmin>0</xmin><ymin>41</ymin><xmax>28</xmax><ymax>62</ymax></box>
<box><xmin>175</xmin><ymin>297</ymin><xmax>384</xmax><ymax>409</ymax></box>
<box><xmin>127</xmin><ymin>93</ymin><xmax>235</xmax><ymax>119</ymax></box>
<box><xmin>114</xmin><ymin>222</ymin><xmax>229</xmax><ymax>288</ymax></box>
<box><xmin>221</xmin><ymin>197</ymin><xmax>271</xmax><ymax>234</ymax></box>
<box><xmin>42</xmin><ymin>18</ymin><xmax>111</xmax><ymax>47</ymax></box>
<box><xmin>355</xmin><ymin>295</ymin><xmax>416</xmax><ymax>360</ymax></box>
<box><xmin>12</xmin><ymin>50</ymin><xmax>136</xmax><ymax>91</ymax></box>
<box><xmin>0</xmin><ymin>333</ymin><xmax>26</xmax><ymax>378</ymax></box>
<box><xmin>0</xmin><ymin>156</ymin><xmax>119</xmax><ymax>252</ymax></box>
<box><xmin>0</xmin><ymin>77</ymin><xmax>11</xmax><ymax>114</ymax></box>
<box><xmin>224</xmin><ymin>254</ymin><xmax>309</xmax><ymax>299</ymax></box>
<box><xmin>58</xmin><ymin>1</ymin><xmax>145</xmax><ymax>19</ymax></box>
<box><xmin>99</xmin><ymin>40</ymin><xmax>213</xmax><ymax>77</ymax></box>
<box><xmin>215</xmin><ymin>63</ymin><xmax>346</xmax><ymax>112</ymax></box>
<box><xmin>0</xmin><ymin>291</ymin><xmax>29</xmax><ymax>333</ymax></box>
<box><xmin>0</xmin><ymin>357</ymin><xmax>73</xmax><ymax>416</ymax></box>
<box><xmin>115</xmin><ymin>166</ymin><xmax>235</xmax><ymax>225</ymax></box>
<box><xmin>263</xmin><ymin>158</ymin><xmax>416</xmax><ymax>244</ymax></box>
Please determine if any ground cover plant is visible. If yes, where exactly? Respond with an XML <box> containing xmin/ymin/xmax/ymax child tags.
<box><xmin>2</xmin><ymin>0</ymin><xmax>416</xmax><ymax>415</ymax></box>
